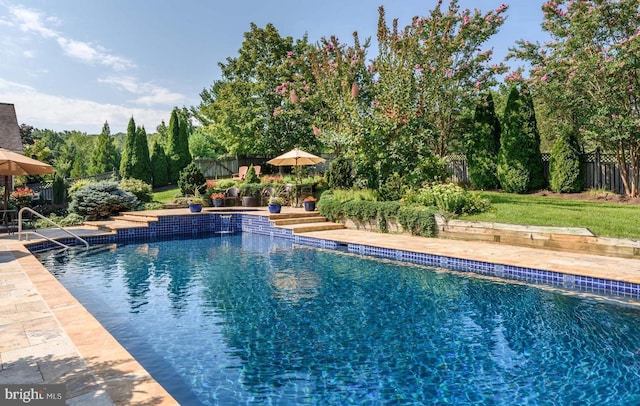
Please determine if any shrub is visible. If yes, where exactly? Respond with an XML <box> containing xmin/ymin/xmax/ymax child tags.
<box><xmin>327</xmin><ymin>156</ymin><xmax>354</xmax><ymax>189</ymax></box>
<box><xmin>497</xmin><ymin>85</ymin><xmax>545</xmax><ymax>193</ymax></box>
<box><xmin>68</xmin><ymin>179</ymin><xmax>92</xmax><ymax>198</ymax></box>
<box><xmin>119</xmin><ymin>178</ymin><xmax>153</xmax><ymax>203</ymax></box>
<box><xmin>244</xmin><ymin>164</ymin><xmax>261</xmax><ymax>184</ymax></box>
<box><xmin>33</xmin><ymin>213</ymin><xmax>85</xmax><ymax>229</ymax></box>
<box><xmin>52</xmin><ymin>174</ymin><xmax>66</xmax><ymax>204</ymax></box>
<box><xmin>317</xmin><ymin>197</ymin><xmax>344</xmax><ymax>222</ymax></box>
<box><xmin>549</xmin><ymin>127</ymin><xmax>583</xmax><ymax>193</ymax></box>
<box><xmin>326</xmin><ymin>188</ymin><xmax>378</xmax><ymax>203</ymax></box>
<box><xmin>397</xmin><ymin>205</ymin><xmax>438</xmax><ymax>237</ymax></box>
<box><xmin>378</xmin><ymin>172</ymin><xmax>407</xmax><ymax>201</ymax></box>
<box><xmin>467</xmin><ymin>93</ymin><xmax>501</xmax><ymax>190</ymax></box>
<box><xmin>403</xmin><ymin>183</ymin><xmax>490</xmax><ymax>215</ymax></box>
<box><xmin>69</xmin><ymin>181</ymin><xmax>139</xmax><ymax>220</ymax></box>
<box><xmin>177</xmin><ymin>162</ymin><xmax>206</xmax><ymax>196</ymax></box>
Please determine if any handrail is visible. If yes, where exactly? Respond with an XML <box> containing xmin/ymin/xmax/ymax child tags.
<box><xmin>17</xmin><ymin>207</ymin><xmax>90</xmax><ymax>249</ymax></box>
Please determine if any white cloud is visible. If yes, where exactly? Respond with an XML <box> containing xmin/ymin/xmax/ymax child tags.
<box><xmin>22</xmin><ymin>50</ymin><xmax>34</xmax><ymax>58</ymax></box>
<box><xmin>0</xmin><ymin>78</ymin><xmax>169</xmax><ymax>133</ymax></box>
<box><xmin>8</xmin><ymin>5</ymin><xmax>135</xmax><ymax>71</ymax></box>
<box><xmin>99</xmin><ymin>76</ymin><xmax>186</xmax><ymax>106</ymax></box>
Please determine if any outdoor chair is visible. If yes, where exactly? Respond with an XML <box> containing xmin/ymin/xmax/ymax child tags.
<box><xmin>224</xmin><ymin>187</ymin><xmax>240</xmax><ymax>206</ymax></box>
<box><xmin>232</xmin><ymin>166</ymin><xmax>248</xmax><ymax>181</ymax></box>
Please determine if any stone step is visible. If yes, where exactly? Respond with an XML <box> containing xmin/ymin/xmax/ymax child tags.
<box><xmin>83</xmin><ymin>219</ymin><xmax>147</xmax><ymax>232</ymax></box>
<box><xmin>272</xmin><ymin>216</ymin><xmax>328</xmax><ymax>226</ymax></box>
<box><xmin>114</xmin><ymin>213</ymin><xmax>159</xmax><ymax>224</ymax></box>
<box><xmin>268</xmin><ymin>212</ymin><xmax>322</xmax><ymax>220</ymax></box>
<box><xmin>289</xmin><ymin>222</ymin><xmax>346</xmax><ymax>233</ymax></box>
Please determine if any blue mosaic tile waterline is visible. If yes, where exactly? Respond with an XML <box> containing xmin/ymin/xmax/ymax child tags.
<box><xmin>26</xmin><ymin>212</ymin><xmax>640</xmax><ymax>300</ymax></box>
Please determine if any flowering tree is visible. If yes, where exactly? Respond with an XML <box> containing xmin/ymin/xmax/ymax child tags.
<box><xmin>511</xmin><ymin>0</ymin><xmax>640</xmax><ymax>196</ymax></box>
<box><xmin>374</xmin><ymin>1</ymin><xmax>508</xmax><ymax>158</ymax></box>
<box><xmin>196</xmin><ymin>23</ymin><xmax>320</xmax><ymax>157</ymax></box>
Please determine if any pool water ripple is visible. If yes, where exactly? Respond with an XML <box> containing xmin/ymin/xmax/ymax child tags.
<box><xmin>39</xmin><ymin>234</ymin><xmax>640</xmax><ymax>405</ymax></box>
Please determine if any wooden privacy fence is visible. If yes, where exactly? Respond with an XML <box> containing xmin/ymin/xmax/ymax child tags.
<box><xmin>194</xmin><ymin>155</ymin><xmax>333</xmax><ymax>179</ymax></box>
<box><xmin>447</xmin><ymin>149</ymin><xmax>631</xmax><ymax>195</ymax></box>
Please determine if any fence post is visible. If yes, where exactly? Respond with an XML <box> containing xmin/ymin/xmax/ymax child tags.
<box><xmin>594</xmin><ymin>147</ymin><xmax>601</xmax><ymax>189</ymax></box>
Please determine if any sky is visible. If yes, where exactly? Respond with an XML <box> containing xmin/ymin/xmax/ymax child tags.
<box><xmin>0</xmin><ymin>0</ymin><xmax>549</xmax><ymax>134</ymax></box>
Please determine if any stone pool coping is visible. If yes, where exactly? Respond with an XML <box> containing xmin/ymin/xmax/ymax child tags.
<box><xmin>3</xmin><ymin>207</ymin><xmax>640</xmax><ymax>405</ymax></box>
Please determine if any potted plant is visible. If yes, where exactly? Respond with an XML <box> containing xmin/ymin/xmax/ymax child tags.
<box><xmin>188</xmin><ymin>191</ymin><xmax>206</xmax><ymax>212</ymax></box>
<box><xmin>240</xmin><ymin>183</ymin><xmax>261</xmax><ymax>207</ymax></box>
<box><xmin>268</xmin><ymin>196</ymin><xmax>284</xmax><ymax>214</ymax></box>
<box><xmin>210</xmin><ymin>192</ymin><xmax>225</xmax><ymax>207</ymax></box>
<box><xmin>303</xmin><ymin>195</ymin><xmax>317</xmax><ymax>211</ymax></box>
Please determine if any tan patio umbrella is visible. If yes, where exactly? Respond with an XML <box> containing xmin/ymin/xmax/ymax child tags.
<box><xmin>267</xmin><ymin>148</ymin><xmax>325</xmax><ymax>205</ymax></box>
<box><xmin>0</xmin><ymin>148</ymin><xmax>54</xmax><ymax>210</ymax></box>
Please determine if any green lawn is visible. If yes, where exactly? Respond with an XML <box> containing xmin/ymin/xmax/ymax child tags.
<box><xmin>152</xmin><ymin>186</ymin><xmax>181</xmax><ymax>204</ymax></box>
<box><xmin>465</xmin><ymin>191</ymin><xmax>640</xmax><ymax>239</ymax></box>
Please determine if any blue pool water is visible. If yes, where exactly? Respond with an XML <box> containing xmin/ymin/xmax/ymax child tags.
<box><xmin>39</xmin><ymin>233</ymin><xmax>640</xmax><ymax>405</ymax></box>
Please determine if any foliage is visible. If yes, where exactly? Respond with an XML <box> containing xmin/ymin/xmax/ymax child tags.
<box><xmin>189</xmin><ymin>126</ymin><xmax>222</xmax><ymax>159</ymax></box>
<box><xmin>166</xmin><ymin>108</ymin><xmax>192</xmax><ymax>183</ymax></box>
<box><xmin>244</xmin><ymin>164</ymin><xmax>261</xmax><ymax>184</ymax></box>
<box><xmin>326</xmin><ymin>156</ymin><xmax>354</xmax><ymax>189</ymax></box>
<box><xmin>10</xmin><ymin>186</ymin><xmax>33</xmax><ymax>208</ymax></box>
<box><xmin>378</xmin><ymin>172</ymin><xmax>407</xmax><ymax>202</ymax></box>
<box><xmin>88</xmin><ymin>121</ymin><xmax>120</xmax><ymax>175</ymax></box>
<box><xmin>239</xmin><ymin>183</ymin><xmax>262</xmax><ymax>198</ymax></box>
<box><xmin>323</xmin><ymin>188</ymin><xmax>378</xmax><ymax>203</ymax></box>
<box><xmin>119</xmin><ymin>117</ymin><xmax>137</xmax><ymax>180</ymax></box>
<box><xmin>177</xmin><ymin>162</ymin><xmax>206</xmax><ymax>196</ymax></box>
<box><xmin>317</xmin><ymin>195</ymin><xmax>401</xmax><ymax>233</ymax></box>
<box><xmin>403</xmin><ymin>183</ymin><xmax>491</xmax><ymax>215</ymax></box>
<box><xmin>119</xmin><ymin>178</ymin><xmax>153</xmax><ymax>203</ymax></box>
<box><xmin>52</xmin><ymin>173</ymin><xmax>66</xmax><ymax>204</ymax></box>
<box><xmin>372</xmin><ymin>2</ymin><xmax>508</xmax><ymax>158</ymax></box>
<box><xmin>497</xmin><ymin>86</ymin><xmax>544</xmax><ymax>193</ymax></box>
<box><xmin>142</xmin><ymin>202</ymin><xmax>165</xmax><ymax>211</ymax></box>
<box><xmin>33</xmin><ymin>213</ymin><xmax>85</xmax><ymax>229</ymax></box>
<box><xmin>69</xmin><ymin>181</ymin><xmax>139</xmax><ymax>220</ymax></box>
<box><xmin>150</xmin><ymin>141</ymin><xmax>170</xmax><ymax>188</ymax></box>
<box><xmin>268</xmin><ymin>196</ymin><xmax>284</xmax><ymax>205</ymax></box>
<box><xmin>397</xmin><ymin>205</ymin><xmax>438</xmax><ymax>237</ymax></box>
<box><xmin>549</xmin><ymin>126</ymin><xmax>583</xmax><ymax>193</ymax></box>
<box><xmin>467</xmin><ymin>93</ymin><xmax>501</xmax><ymax>189</ymax></box>
<box><xmin>195</xmin><ymin>23</ymin><xmax>320</xmax><ymax>157</ymax></box>
<box><xmin>67</xmin><ymin>179</ymin><xmax>92</xmax><ymax>198</ymax></box>
<box><xmin>510</xmin><ymin>0</ymin><xmax>640</xmax><ymax>196</ymax></box>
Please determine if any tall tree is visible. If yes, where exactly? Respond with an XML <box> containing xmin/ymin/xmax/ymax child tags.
<box><xmin>165</xmin><ymin>108</ymin><xmax>191</xmax><ymax>183</ymax></box>
<box><xmin>549</xmin><ymin>125</ymin><xmax>583</xmax><ymax>193</ymax></box>
<box><xmin>467</xmin><ymin>93</ymin><xmax>501</xmax><ymax>190</ymax></box>
<box><xmin>150</xmin><ymin>141</ymin><xmax>169</xmax><ymax>188</ymax></box>
<box><xmin>119</xmin><ymin>117</ymin><xmax>137</xmax><ymax>179</ymax></box>
<box><xmin>497</xmin><ymin>86</ymin><xmax>544</xmax><ymax>193</ymax></box>
<box><xmin>132</xmin><ymin>125</ymin><xmax>152</xmax><ymax>184</ymax></box>
<box><xmin>511</xmin><ymin>0</ymin><xmax>640</xmax><ymax>196</ymax></box>
<box><xmin>195</xmin><ymin>23</ymin><xmax>318</xmax><ymax>157</ymax></box>
<box><xmin>89</xmin><ymin>121</ymin><xmax>120</xmax><ymax>175</ymax></box>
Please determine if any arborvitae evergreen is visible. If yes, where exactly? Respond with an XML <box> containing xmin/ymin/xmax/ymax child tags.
<box><xmin>119</xmin><ymin>117</ymin><xmax>137</xmax><ymax>179</ymax></box>
<box><xmin>89</xmin><ymin>121</ymin><xmax>120</xmax><ymax>175</ymax></box>
<box><xmin>467</xmin><ymin>93</ymin><xmax>501</xmax><ymax>190</ymax></box>
<box><xmin>549</xmin><ymin>126</ymin><xmax>583</xmax><ymax>193</ymax></box>
<box><xmin>177</xmin><ymin>162</ymin><xmax>207</xmax><ymax>196</ymax></box>
<box><xmin>130</xmin><ymin>126</ymin><xmax>152</xmax><ymax>184</ymax></box>
<box><xmin>166</xmin><ymin>108</ymin><xmax>192</xmax><ymax>183</ymax></box>
<box><xmin>497</xmin><ymin>86</ymin><xmax>545</xmax><ymax>193</ymax></box>
<box><xmin>244</xmin><ymin>164</ymin><xmax>260</xmax><ymax>184</ymax></box>
<box><xmin>52</xmin><ymin>173</ymin><xmax>66</xmax><ymax>204</ymax></box>
<box><xmin>150</xmin><ymin>141</ymin><xmax>169</xmax><ymax>188</ymax></box>
<box><xmin>520</xmin><ymin>85</ymin><xmax>546</xmax><ymax>190</ymax></box>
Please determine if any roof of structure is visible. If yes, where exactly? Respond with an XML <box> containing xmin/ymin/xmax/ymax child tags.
<box><xmin>0</xmin><ymin>103</ymin><xmax>23</xmax><ymax>153</ymax></box>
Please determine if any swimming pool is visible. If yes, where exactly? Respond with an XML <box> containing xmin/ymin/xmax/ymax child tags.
<box><xmin>39</xmin><ymin>233</ymin><xmax>640</xmax><ymax>405</ymax></box>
